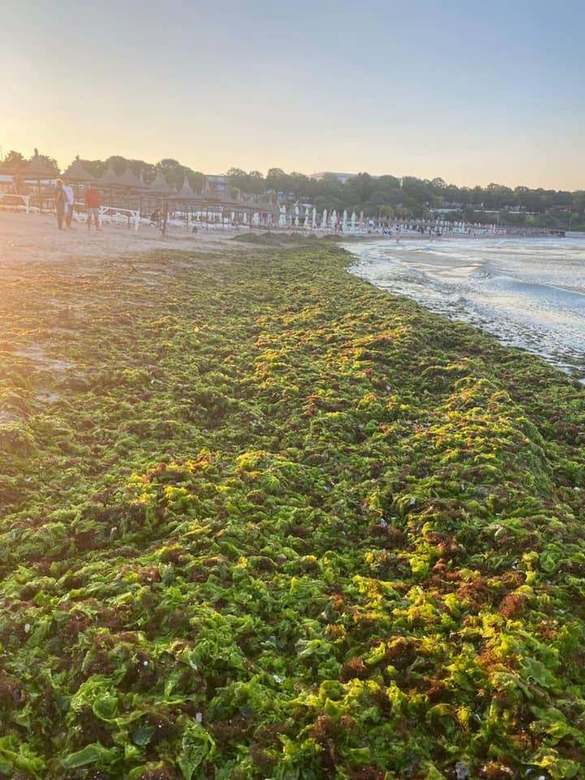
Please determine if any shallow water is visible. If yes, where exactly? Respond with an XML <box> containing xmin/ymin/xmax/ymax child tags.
<box><xmin>346</xmin><ymin>234</ymin><xmax>585</xmax><ymax>380</ymax></box>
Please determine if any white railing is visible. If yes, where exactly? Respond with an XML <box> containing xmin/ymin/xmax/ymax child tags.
<box><xmin>99</xmin><ymin>206</ymin><xmax>140</xmax><ymax>230</ymax></box>
<box><xmin>0</xmin><ymin>193</ymin><xmax>30</xmax><ymax>213</ymax></box>
<box><xmin>73</xmin><ymin>204</ymin><xmax>140</xmax><ymax>230</ymax></box>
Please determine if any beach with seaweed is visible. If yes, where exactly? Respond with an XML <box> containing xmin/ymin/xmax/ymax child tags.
<box><xmin>0</xmin><ymin>227</ymin><xmax>584</xmax><ymax>779</ymax></box>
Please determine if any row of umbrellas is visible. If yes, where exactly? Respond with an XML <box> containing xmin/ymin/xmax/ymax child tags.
<box><xmin>0</xmin><ymin>154</ymin><xmax>60</xmax><ymax>182</ymax></box>
<box><xmin>279</xmin><ymin>206</ymin><xmax>500</xmax><ymax>232</ymax></box>
<box><xmin>63</xmin><ymin>159</ymin><xmax>195</xmax><ymax>197</ymax></box>
<box><xmin>280</xmin><ymin>206</ymin><xmax>363</xmax><ymax>230</ymax></box>
<box><xmin>0</xmin><ymin>154</ymin><xmax>194</xmax><ymax>197</ymax></box>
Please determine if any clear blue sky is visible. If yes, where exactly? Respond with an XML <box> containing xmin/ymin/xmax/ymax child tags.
<box><xmin>2</xmin><ymin>0</ymin><xmax>584</xmax><ymax>189</ymax></box>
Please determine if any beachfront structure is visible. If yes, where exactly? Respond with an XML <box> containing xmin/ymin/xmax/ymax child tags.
<box><xmin>204</xmin><ymin>175</ymin><xmax>232</xmax><ymax>198</ymax></box>
<box><xmin>60</xmin><ymin>157</ymin><xmax>278</xmax><ymax>227</ymax></box>
<box><xmin>173</xmin><ymin>177</ymin><xmax>196</xmax><ymax>200</ymax></box>
<box><xmin>14</xmin><ymin>151</ymin><xmax>59</xmax><ymax>208</ymax></box>
<box><xmin>0</xmin><ymin>152</ymin><xmax>57</xmax><ymax>209</ymax></box>
<box><xmin>148</xmin><ymin>171</ymin><xmax>175</xmax><ymax>196</ymax></box>
<box><xmin>63</xmin><ymin>158</ymin><xmax>94</xmax><ymax>184</ymax></box>
<box><xmin>22</xmin><ymin>152</ymin><xmax>59</xmax><ymax>184</ymax></box>
<box><xmin>99</xmin><ymin>164</ymin><xmax>143</xmax><ymax>189</ymax></box>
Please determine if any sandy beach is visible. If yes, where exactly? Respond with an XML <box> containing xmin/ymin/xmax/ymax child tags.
<box><xmin>0</xmin><ymin>211</ymin><xmax>239</xmax><ymax>269</ymax></box>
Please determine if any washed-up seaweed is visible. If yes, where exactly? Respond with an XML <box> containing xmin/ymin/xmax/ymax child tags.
<box><xmin>0</xmin><ymin>245</ymin><xmax>584</xmax><ymax>779</ymax></box>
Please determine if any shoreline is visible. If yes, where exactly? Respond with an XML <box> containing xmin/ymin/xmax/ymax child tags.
<box><xmin>344</xmin><ymin>234</ymin><xmax>585</xmax><ymax>383</ymax></box>
<box><xmin>3</xmin><ymin>210</ymin><xmax>578</xmax><ymax>269</ymax></box>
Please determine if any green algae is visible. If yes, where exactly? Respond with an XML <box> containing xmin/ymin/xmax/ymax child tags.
<box><xmin>0</xmin><ymin>245</ymin><xmax>584</xmax><ymax>779</ymax></box>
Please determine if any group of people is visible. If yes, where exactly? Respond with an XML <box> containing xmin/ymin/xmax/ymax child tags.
<box><xmin>55</xmin><ymin>180</ymin><xmax>102</xmax><ymax>231</ymax></box>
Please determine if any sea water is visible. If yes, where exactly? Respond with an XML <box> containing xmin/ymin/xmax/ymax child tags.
<box><xmin>347</xmin><ymin>234</ymin><xmax>585</xmax><ymax>380</ymax></box>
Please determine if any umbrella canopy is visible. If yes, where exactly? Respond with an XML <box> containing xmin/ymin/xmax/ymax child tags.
<box><xmin>63</xmin><ymin>158</ymin><xmax>95</xmax><ymax>183</ymax></box>
<box><xmin>171</xmin><ymin>176</ymin><xmax>196</xmax><ymax>199</ymax></box>
<box><xmin>115</xmin><ymin>167</ymin><xmax>144</xmax><ymax>189</ymax></box>
<box><xmin>99</xmin><ymin>164</ymin><xmax>143</xmax><ymax>189</ymax></box>
<box><xmin>22</xmin><ymin>153</ymin><xmax>59</xmax><ymax>180</ymax></box>
<box><xmin>0</xmin><ymin>159</ymin><xmax>26</xmax><ymax>176</ymax></box>
<box><xmin>148</xmin><ymin>171</ymin><xmax>175</xmax><ymax>195</ymax></box>
<box><xmin>99</xmin><ymin>164</ymin><xmax>124</xmax><ymax>187</ymax></box>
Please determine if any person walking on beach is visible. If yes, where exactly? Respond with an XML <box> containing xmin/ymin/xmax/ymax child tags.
<box><xmin>54</xmin><ymin>179</ymin><xmax>67</xmax><ymax>230</ymax></box>
<box><xmin>63</xmin><ymin>182</ymin><xmax>75</xmax><ymax>228</ymax></box>
<box><xmin>85</xmin><ymin>185</ymin><xmax>101</xmax><ymax>231</ymax></box>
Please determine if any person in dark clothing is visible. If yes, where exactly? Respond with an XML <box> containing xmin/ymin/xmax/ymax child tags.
<box><xmin>55</xmin><ymin>179</ymin><xmax>67</xmax><ymax>230</ymax></box>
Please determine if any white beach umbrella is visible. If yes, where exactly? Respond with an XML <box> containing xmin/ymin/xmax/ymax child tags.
<box><xmin>351</xmin><ymin>211</ymin><xmax>357</xmax><ymax>231</ymax></box>
<box><xmin>342</xmin><ymin>210</ymin><xmax>348</xmax><ymax>231</ymax></box>
<box><xmin>321</xmin><ymin>209</ymin><xmax>328</xmax><ymax>229</ymax></box>
<box><xmin>304</xmin><ymin>208</ymin><xmax>312</xmax><ymax>229</ymax></box>
<box><xmin>279</xmin><ymin>205</ymin><xmax>287</xmax><ymax>227</ymax></box>
<box><xmin>294</xmin><ymin>204</ymin><xmax>300</xmax><ymax>227</ymax></box>
<box><xmin>330</xmin><ymin>210</ymin><xmax>337</xmax><ymax>229</ymax></box>
<box><xmin>312</xmin><ymin>207</ymin><xmax>317</xmax><ymax>229</ymax></box>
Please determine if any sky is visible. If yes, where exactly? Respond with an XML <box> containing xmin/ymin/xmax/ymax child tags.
<box><xmin>1</xmin><ymin>0</ymin><xmax>584</xmax><ymax>190</ymax></box>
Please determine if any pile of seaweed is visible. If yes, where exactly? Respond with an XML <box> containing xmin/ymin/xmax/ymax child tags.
<box><xmin>0</xmin><ymin>245</ymin><xmax>584</xmax><ymax>779</ymax></box>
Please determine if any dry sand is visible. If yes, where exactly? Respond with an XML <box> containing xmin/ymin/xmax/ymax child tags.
<box><xmin>0</xmin><ymin>211</ymin><xmax>238</xmax><ymax>269</ymax></box>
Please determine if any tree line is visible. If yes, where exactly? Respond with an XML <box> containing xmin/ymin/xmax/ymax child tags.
<box><xmin>228</xmin><ymin>168</ymin><xmax>585</xmax><ymax>229</ymax></box>
<box><xmin>2</xmin><ymin>149</ymin><xmax>583</xmax><ymax>228</ymax></box>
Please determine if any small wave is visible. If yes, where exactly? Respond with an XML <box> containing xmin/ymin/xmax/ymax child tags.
<box><xmin>487</xmin><ymin>276</ymin><xmax>585</xmax><ymax>310</ymax></box>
